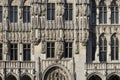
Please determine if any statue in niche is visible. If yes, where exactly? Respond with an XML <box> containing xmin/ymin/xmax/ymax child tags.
<box><xmin>80</xmin><ymin>4</ymin><xmax>89</xmax><ymax>16</ymax></box>
<box><xmin>75</xmin><ymin>41</ymin><xmax>79</xmax><ymax>54</ymax></box>
<box><xmin>31</xmin><ymin>44</ymin><xmax>34</xmax><ymax>54</ymax></box>
<box><xmin>41</xmin><ymin>41</ymin><xmax>45</xmax><ymax>54</ymax></box>
<box><xmin>31</xmin><ymin>6</ymin><xmax>34</xmax><ymax>16</ymax></box>
<box><xmin>56</xmin><ymin>4</ymin><xmax>64</xmax><ymax>16</ymax></box>
<box><xmin>40</xmin><ymin>5</ymin><xmax>46</xmax><ymax>16</ymax></box>
<box><xmin>56</xmin><ymin>4</ymin><xmax>64</xmax><ymax>28</ymax></box>
<box><xmin>4</xmin><ymin>7</ymin><xmax>8</xmax><ymax>19</ymax></box>
<box><xmin>56</xmin><ymin>42</ymin><xmax>64</xmax><ymax>60</ymax></box>
<box><xmin>4</xmin><ymin>44</ymin><xmax>8</xmax><ymax>54</ymax></box>
<box><xmin>19</xmin><ymin>6</ymin><xmax>23</xmax><ymax>19</ymax></box>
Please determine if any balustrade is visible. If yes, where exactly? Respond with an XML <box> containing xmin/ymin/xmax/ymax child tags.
<box><xmin>86</xmin><ymin>63</ymin><xmax>120</xmax><ymax>70</ymax></box>
<box><xmin>0</xmin><ymin>61</ymin><xmax>35</xmax><ymax>69</ymax></box>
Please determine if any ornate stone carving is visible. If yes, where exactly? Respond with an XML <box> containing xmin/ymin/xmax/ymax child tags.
<box><xmin>40</xmin><ymin>4</ymin><xmax>46</xmax><ymax>16</ymax></box>
<box><xmin>56</xmin><ymin>4</ymin><xmax>64</xmax><ymax>16</ymax></box>
<box><xmin>4</xmin><ymin>0</ymin><xmax>9</xmax><ymax>7</ymax></box>
<box><xmin>79</xmin><ymin>3</ymin><xmax>89</xmax><ymax>17</ymax></box>
<box><xmin>56</xmin><ymin>40</ymin><xmax>64</xmax><ymax>60</ymax></box>
<box><xmin>41</xmin><ymin>41</ymin><xmax>46</xmax><ymax>54</ymax></box>
<box><xmin>4</xmin><ymin>43</ymin><xmax>8</xmax><ymax>54</ymax></box>
<box><xmin>19</xmin><ymin>6</ymin><xmax>23</xmax><ymax>19</ymax></box>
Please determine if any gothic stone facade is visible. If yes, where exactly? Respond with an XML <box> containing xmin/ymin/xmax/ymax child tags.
<box><xmin>0</xmin><ymin>0</ymin><xmax>119</xmax><ymax>80</ymax></box>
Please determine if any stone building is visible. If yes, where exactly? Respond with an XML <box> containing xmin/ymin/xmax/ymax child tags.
<box><xmin>0</xmin><ymin>0</ymin><xmax>119</xmax><ymax>80</ymax></box>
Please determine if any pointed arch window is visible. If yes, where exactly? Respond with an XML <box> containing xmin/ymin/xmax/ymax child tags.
<box><xmin>99</xmin><ymin>35</ymin><xmax>107</xmax><ymax>62</ymax></box>
<box><xmin>111</xmin><ymin>1</ymin><xmax>119</xmax><ymax>24</ymax></box>
<box><xmin>111</xmin><ymin>35</ymin><xmax>119</xmax><ymax>60</ymax></box>
<box><xmin>99</xmin><ymin>1</ymin><xmax>107</xmax><ymax>24</ymax></box>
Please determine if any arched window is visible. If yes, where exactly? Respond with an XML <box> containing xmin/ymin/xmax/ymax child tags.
<box><xmin>111</xmin><ymin>0</ymin><xmax>119</xmax><ymax>24</ymax></box>
<box><xmin>111</xmin><ymin>34</ymin><xmax>119</xmax><ymax>60</ymax></box>
<box><xmin>99</xmin><ymin>1</ymin><xmax>107</xmax><ymax>24</ymax></box>
<box><xmin>99</xmin><ymin>35</ymin><xmax>107</xmax><ymax>62</ymax></box>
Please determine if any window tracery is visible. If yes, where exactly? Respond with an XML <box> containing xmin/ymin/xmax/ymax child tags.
<box><xmin>99</xmin><ymin>1</ymin><xmax>107</xmax><ymax>24</ymax></box>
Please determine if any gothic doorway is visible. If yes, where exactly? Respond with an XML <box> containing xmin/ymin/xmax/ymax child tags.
<box><xmin>21</xmin><ymin>75</ymin><xmax>31</xmax><ymax>80</ymax></box>
<box><xmin>6</xmin><ymin>75</ymin><xmax>17</xmax><ymax>80</ymax></box>
<box><xmin>43</xmin><ymin>66</ymin><xmax>69</xmax><ymax>80</ymax></box>
<box><xmin>88</xmin><ymin>75</ymin><xmax>102</xmax><ymax>80</ymax></box>
<box><xmin>108</xmin><ymin>75</ymin><xmax>120</xmax><ymax>80</ymax></box>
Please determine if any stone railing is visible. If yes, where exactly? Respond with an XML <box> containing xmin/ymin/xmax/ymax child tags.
<box><xmin>0</xmin><ymin>61</ymin><xmax>35</xmax><ymax>69</ymax></box>
<box><xmin>86</xmin><ymin>63</ymin><xmax>120</xmax><ymax>70</ymax></box>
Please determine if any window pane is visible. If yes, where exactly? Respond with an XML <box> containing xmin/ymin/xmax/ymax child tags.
<box><xmin>111</xmin><ymin>36</ymin><xmax>119</xmax><ymax>60</ymax></box>
<box><xmin>116</xmin><ymin>12</ymin><xmax>119</xmax><ymax>23</ymax></box>
<box><xmin>111</xmin><ymin>12</ymin><xmax>114</xmax><ymax>24</ymax></box>
<box><xmin>99</xmin><ymin>35</ymin><xmax>107</xmax><ymax>62</ymax></box>
<box><xmin>47</xmin><ymin>48</ymin><xmax>50</xmax><ymax>58</ymax></box>
<box><xmin>46</xmin><ymin>42</ymin><xmax>55</xmax><ymax>58</ymax></box>
<box><xmin>23</xmin><ymin>6</ymin><xmax>30</xmax><ymax>23</ymax></box>
<box><xmin>23</xmin><ymin>44</ymin><xmax>31</xmax><ymax>61</ymax></box>
<box><xmin>64</xmin><ymin>42</ymin><xmax>72</xmax><ymax>58</ymax></box>
<box><xmin>51</xmin><ymin>48</ymin><xmax>55</xmax><ymax>57</ymax></box>
<box><xmin>99</xmin><ymin>1</ymin><xmax>107</xmax><ymax>24</ymax></box>
<box><xmin>104</xmin><ymin>12</ymin><xmax>107</xmax><ymax>23</ymax></box>
<box><xmin>0</xmin><ymin>44</ymin><xmax>2</xmax><ymax>60</ymax></box>
<box><xmin>99</xmin><ymin>12</ymin><xmax>102</xmax><ymax>24</ymax></box>
<box><xmin>0</xmin><ymin>6</ymin><xmax>2</xmax><ymax>22</ymax></box>
<box><xmin>10</xmin><ymin>6</ymin><xmax>18</xmax><ymax>22</ymax></box>
<box><xmin>64</xmin><ymin>4</ymin><xmax>73</xmax><ymax>20</ymax></box>
<box><xmin>116</xmin><ymin>47</ymin><xmax>118</xmax><ymax>60</ymax></box>
<box><xmin>10</xmin><ymin>44</ymin><xmax>18</xmax><ymax>60</ymax></box>
<box><xmin>69</xmin><ymin>48</ymin><xmax>72</xmax><ymax>58</ymax></box>
<box><xmin>47</xmin><ymin>3</ymin><xmax>55</xmax><ymax>20</ymax></box>
<box><xmin>111</xmin><ymin>47</ymin><xmax>114</xmax><ymax>60</ymax></box>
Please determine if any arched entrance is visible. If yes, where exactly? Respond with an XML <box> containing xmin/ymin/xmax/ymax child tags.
<box><xmin>43</xmin><ymin>66</ymin><xmax>69</xmax><ymax>80</ymax></box>
<box><xmin>6</xmin><ymin>75</ymin><xmax>17</xmax><ymax>80</ymax></box>
<box><xmin>88</xmin><ymin>75</ymin><xmax>102</xmax><ymax>80</ymax></box>
<box><xmin>108</xmin><ymin>75</ymin><xmax>120</xmax><ymax>80</ymax></box>
<box><xmin>0</xmin><ymin>77</ymin><xmax>2</xmax><ymax>80</ymax></box>
<box><xmin>21</xmin><ymin>75</ymin><xmax>31</xmax><ymax>80</ymax></box>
